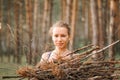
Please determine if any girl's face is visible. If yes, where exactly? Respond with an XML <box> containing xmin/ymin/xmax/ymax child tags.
<box><xmin>52</xmin><ymin>27</ymin><xmax>70</xmax><ymax>50</ymax></box>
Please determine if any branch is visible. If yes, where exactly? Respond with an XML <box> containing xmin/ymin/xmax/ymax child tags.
<box><xmin>82</xmin><ymin>40</ymin><xmax>120</xmax><ymax>60</ymax></box>
<box><xmin>7</xmin><ymin>24</ymin><xmax>15</xmax><ymax>39</ymax></box>
<box><xmin>2</xmin><ymin>75</ymin><xmax>23</xmax><ymax>79</ymax></box>
<box><xmin>66</xmin><ymin>44</ymin><xmax>93</xmax><ymax>56</ymax></box>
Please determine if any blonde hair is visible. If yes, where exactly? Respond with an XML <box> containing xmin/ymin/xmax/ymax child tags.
<box><xmin>49</xmin><ymin>21</ymin><xmax>71</xmax><ymax>36</ymax></box>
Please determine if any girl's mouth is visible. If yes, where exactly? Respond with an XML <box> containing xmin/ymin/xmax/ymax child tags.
<box><xmin>56</xmin><ymin>43</ymin><xmax>63</xmax><ymax>46</ymax></box>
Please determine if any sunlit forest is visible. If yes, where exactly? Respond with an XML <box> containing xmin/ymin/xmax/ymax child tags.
<box><xmin>0</xmin><ymin>0</ymin><xmax>120</xmax><ymax>80</ymax></box>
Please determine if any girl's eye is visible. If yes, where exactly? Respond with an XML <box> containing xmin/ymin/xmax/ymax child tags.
<box><xmin>54</xmin><ymin>35</ymin><xmax>58</xmax><ymax>37</ymax></box>
<box><xmin>61</xmin><ymin>35</ymin><xmax>66</xmax><ymax>37</ymax></box>
<box><xmin>53</xmin><ymin>34</ymin><xmax>66</xmax><ymax>37</ymax></box>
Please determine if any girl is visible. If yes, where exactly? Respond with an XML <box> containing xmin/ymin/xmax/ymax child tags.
<box><xmin>36</xmin><ymin>21</ymin><xmax>72</xmax><ymax>67</ymax></box>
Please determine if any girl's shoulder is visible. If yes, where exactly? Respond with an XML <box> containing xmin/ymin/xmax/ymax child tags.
<box><xmin>42</xmin><ymin>51</ymin><xmax>52</xmax><ymax>58</ymax></box>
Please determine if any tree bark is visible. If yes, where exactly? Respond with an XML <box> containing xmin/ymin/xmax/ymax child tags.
<box><xmin>42</xmin><ymin>0</ymin><xmax>53</xmax><ymax>51</ymax></box>
<box><xmin>108</xmin><ymin>0</ymin><xmax>119</xmax><ymax>61</ymax></box>
<box><xmin>70</xmin><ymin>0</ymin><xmax>78</xmax><ymax>50</ymax></box>
<box><xmin>0</xmin><ymin>0</ymin><xmax>2</xmax><ymax>62</ymax></box>
<box><xmin>97</xmin><ymin>0</ymin><xmax>105</xmax><ymax>60</ymax></box>
<box><xmin>6</xmin><ymin>0</ymin><xmax>11</xmax><ymax>62</ymax></box>
<box><xmin>61</xmin><ymin>0</ymin><xmax>66</xmax><ymax>20</ymax></box>
<box><xmin>90</xmin><ymin>0</ymin><xmax>99</xmax><ymax>46</ymax></box>
<box><xmin>32</xmin><ymin>0</ymin><xmax>39</xmax><ymax>65</ymax></box>
<box><xmin>82</xmin><ymin>0</ymin><xmax>89</xmax><ymax>44</ymax></box>
<box><xmin>66</xmin><ymin>0</ymin><xmax>72</xmax><ymax>24</ymax></box>
<box><xmin>90</xmin><ymin>0</ymin><xmax>99</xmax><ymax>60</ymax></box>
<box><xmin>88</xmin><ymin>0</ymin><xmax>92</xmax><ymax>42</ymax></box>
<box><xmin>25</xmin><ymin>0</ymin><xmax>33</xmax><ymax>64</ymax></box>
<box><xmin>0</xmin><ymin>0</ymin><xmax>2</xmax><ymax>22</ymax></box>
<box><xmin>14</xmin><ymin>0</ymin><xmax>21</xmax><ymax>63</ymax></box>
<box><xmin>98</xmin><ymin>0</ymin><xmax>104</xmax><ymax>48</ymax></box>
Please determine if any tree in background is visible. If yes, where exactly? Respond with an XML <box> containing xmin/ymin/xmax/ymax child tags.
<box><xmin>90</xmin><ymin>0</ymin><xmax>99</xmax><ymax>60</ymax></box>
<box><xmin>108</xmin><ymin>0</ymin><xmax>119</xmax><ymax>61</ymax></box>
<box><xmin>25</xmin><ymin>0</ymin><xmax>33</xmax><ymax>64</ymax></box>
<box><xmin>70</xmin><ymin>0</ymin><xmax>78</xmax><ymax>50</ymax></box>
<box><xmin>32</xmin><ymin>0</ymin><xmax>39</xmax><ymax>65</ymax></box>
<box><xmin>42</xmin><ymin>0</ymin><xmax>53</xmax><ymax>52</ymax></box>
<box><xmin>0</xmin><ymin>0</ymin><xmax>120</xmax><ymax>64</ymax></box>
<box><xmin>14</xmin><ymin>0</ymin><xmax>21</xmax><ymax>63</ymax></box>
<box><xmin>0</xmin><ymin>0</ymin><xmax>2</xmax><ymax>61</ymax></box>
<box><xmin>82</xmin><ymin>0</ymin><xmax>89</xmax><ymax>44</ymax></box>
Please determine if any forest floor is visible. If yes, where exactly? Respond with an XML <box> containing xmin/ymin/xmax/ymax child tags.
<box><xmin>0</xmin><ymin>56</ymin><xmax>30</xmax><ymax>80</ymax></box>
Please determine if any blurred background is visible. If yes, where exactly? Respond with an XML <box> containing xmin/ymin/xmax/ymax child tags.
<box><xmin>0</xmin><ymin>0</ymin><xmax>120</xmax><ymax>79</ymax></box>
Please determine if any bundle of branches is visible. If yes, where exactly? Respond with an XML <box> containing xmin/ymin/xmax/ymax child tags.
<box><xmin>16</xmin><ymin>61</ymin><xmax>120</xmax><ymax>80</ymax></box>
<box><xmin>3</xmin><ymin>40</ymin><xmax>120</xmax><ymax>80</ymax></box>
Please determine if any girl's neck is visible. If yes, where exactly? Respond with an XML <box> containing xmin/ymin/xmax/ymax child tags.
<box><xmin>54</xmin><ymin>47</ymin><xmax>68</xmax><ymax>54</ymax></box>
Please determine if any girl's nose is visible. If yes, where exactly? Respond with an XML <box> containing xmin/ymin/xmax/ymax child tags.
<box><xmin>57</xmin><ymin>37</ymin><xmax>62</xmax><ymax>41</ymax></box>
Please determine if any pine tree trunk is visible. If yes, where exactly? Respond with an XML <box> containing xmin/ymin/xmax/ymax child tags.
<box><xmin>66</xmin><ymin>0</ymin><xmax>72</xmax><ymax>24</ymax></box>
<box><xmin>98</xmin><ymin>0</ymin><xmax>104</xmax><ymax>48</ymax></box>
<box><xmin>88</xmin><ymin>0</ymin><xmax>92</xmax><ymax>41</ymax></box>
<box><xmin>0</xmin><ymin>0</ymin><xmax>1</xmax><ymax>23</ymax></box>
<box><xmin>102</xmin><ymin>0</ymin><xmax>109</xmax><ymax>44</ymax></box>
<box><xmin>90</xmin><ymin>0</ymin><xmax>99</xmax><ymax>60</ymax></box>
<box><xmin>108</xmin><ymin>0</ymin><xmax>119</xmax><ymax>61</ymax></box>
<box><xmin>47</xmin><ymin>0</ymin><xmax>53</xmax><ymax>43</ymax></box>
<box><xmin>14</xmin><ymin>1</ymin><xmax>21</xmax><ymax>63</ymax></box>
<box><xmin>32</xmin><ymin>0</ymin><xmax>38</xmax><ymax>65</ymax></box>
<box><xmin>42</xmin><ymin>0</ymin><xmax>53</xmax><ymax>51</ymax></box>
<box><xmin>25</xmin><ymin>0</ymin><xmax>33</xmax><ymax>64</ymax></box>
<box><xmin>32</xmin><ymin>0</ymin><xmax>40</xmax><ymax>65</ymax></box>
<box><xmin>61</xmin><ymin>0</ymin><xmax>66</xmax><ymax>20</ymax></box>
<box><xmin>6</xmin><ymin>0</ymin><xmax>11</xmax><ymax>63</ymax></box>
<box><xmin>0</xmin><ymin>0</ymin><xmax>2</xmax><ymax>62</ymax></box>
<box><xmin>82</xmin><ymin>0</ymin><xmax>89</xmax><ymax>44</ymax></box>
<box><xmin>42</xmin><ymin>0</ymin><xmax>48</xmax><ymax>49</ymax></box>
<box><xmin>70</xmin><ymin>0</ymin><xmax>78</xmax><ymax>50</ymax></box>
<box><xmin>97</xmin><ymin>0</ymin><xmax>104</xmax><ymax>60</ymax></box>
<box><xmin>90</xmin><ymin>0</ymin><xmax>99</xmax><ymax>45</ymax></box>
